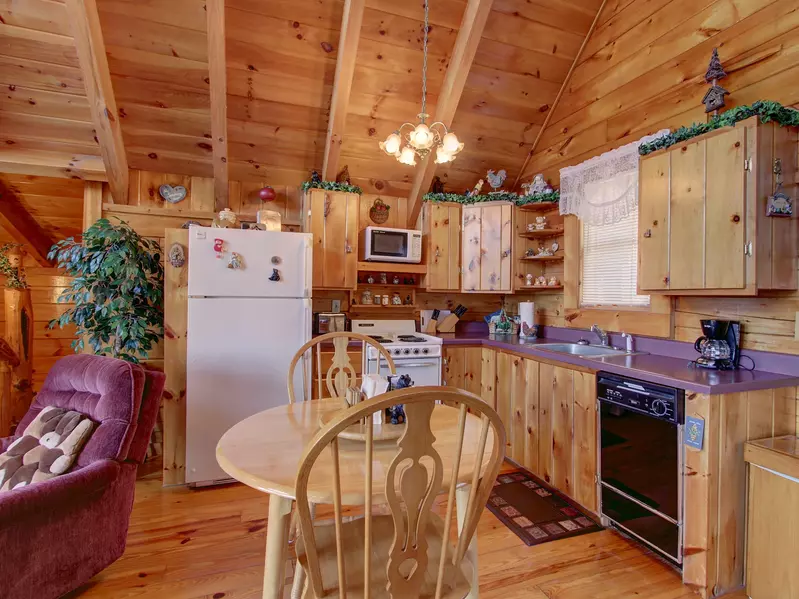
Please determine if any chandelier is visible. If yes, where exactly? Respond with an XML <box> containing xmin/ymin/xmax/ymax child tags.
<box><xmin>378</xmin><ymin>0</ymin><xmax>463</xmax><ymax>166</ymax></box>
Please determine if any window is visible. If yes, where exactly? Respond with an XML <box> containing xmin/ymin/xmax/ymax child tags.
<box><xmin>580</xmin><ymin>204</ymin><xmax>650</xmax><ymax>308</ymax></box>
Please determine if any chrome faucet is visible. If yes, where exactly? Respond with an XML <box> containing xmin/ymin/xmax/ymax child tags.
<box><xmin>621</xmin><ymin>332</ymin><xmax>634</xmax><ymax>352</ymax></box>
<box><xmin>591</xmin><ymin>324</ymin><xmax>609</xmax><ymax>347</ymax></box>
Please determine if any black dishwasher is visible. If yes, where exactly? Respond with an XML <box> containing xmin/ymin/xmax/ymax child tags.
<box><xmin>598</xmin><ymin>372</ymin><xmax>684</xmax><ymax>565</ymax></box>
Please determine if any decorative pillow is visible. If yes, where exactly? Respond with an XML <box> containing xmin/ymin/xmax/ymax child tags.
<box><xmin>0</xmin><ymin>406</ymin><xmax>95</xmax><ymax>492</ymax></box>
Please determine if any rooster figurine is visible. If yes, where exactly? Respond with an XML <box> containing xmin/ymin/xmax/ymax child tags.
<box><xmin>486</xmin><ymin>169</ymin><xmax>507</xmax><ymax>192</ymax></box>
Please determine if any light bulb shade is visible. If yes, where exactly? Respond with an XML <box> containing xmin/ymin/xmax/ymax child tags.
<box><xmin>435</xmin><ymin>146</ymin><xmax>455</xmax><ymax>164</ymax></box>
<box><xmin>398</xmin><ymin>146</ymin><xmax>417</xmax><ymax>166</ymax></box>
<box><xmin>410</xmin><ymin>123</ymin><xmax>434</xmax><ymax>149</ymax></box>
<box><xmin>442</xmin><ymin>132</ymin><xmax>464</xmax><ymax>154</ymax></box>
<box><xmin>379</xmin><ymin>132</ymin><xmax>402</xmax><ymax>156</ymax></box>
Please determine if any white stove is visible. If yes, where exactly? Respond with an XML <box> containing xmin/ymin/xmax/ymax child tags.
<box><xmin>351</xmin><ymin>320</ymin><xmax>443</xmax><ymax>386</ymax></box>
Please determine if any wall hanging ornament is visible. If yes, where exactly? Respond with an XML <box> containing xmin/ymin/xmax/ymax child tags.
<box><xmin>369</xmin><ymin>198</ymin><xmax>390</xmax><ymax>224</ymax></box>
<box><xmin>168</xmin><ymin>243</ymin><xmax>186</xmax><ymax>268</ymax></box>
<box><xmin>258</xmin><ymin>186</ymin><xmax>276</xmax><ymax>202</ymax></box>
<box><xmin>227</xmin><ymin>252</ymin><xmax>244</xmax><ymax>270</ymax></box>
<box><xmin>159</xmin><ymin>184</ymin><xmax>187</xmax><ymax>204</ymax></box>
<box><xmin>378</xmin><ymin>0</ymin><xmax>463</xmax><ymax>166</ymax></box>
<box><xmin>702</xmin><ymin>48</ymin><xmax>729</xmax><ymax>114</ymax></box>
<box><xmin>767</xmin><ymin>158</ymin><xmax>793</xmax><ymax>217</ymax></box>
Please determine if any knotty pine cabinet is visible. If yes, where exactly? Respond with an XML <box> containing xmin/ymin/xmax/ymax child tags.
<box><xmin>422</xmin><ymin>202</ymin><xmax>461</xmax><ymax>291</ymax></box>
<box><xmin>638</xmin><ymin>117</ymin><xmax>798</xmax><ymax>295</ymax></box>
<box><xmin>303</xmin><ymin>189</ymin><xmax>359</xmax><ymax>289</ymax></box>
<box><xmin>444</xmin><ymin>345</ymin><xmax>598</xmax><ymax>514</ymax></box>
<box><xmin>461</xmin><ymin>201</ymin><xmax>514</xmax><ymax>293</ymax></box>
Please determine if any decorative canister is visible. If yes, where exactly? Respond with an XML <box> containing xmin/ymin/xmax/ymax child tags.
<box><xmin>392</xmin><ymin>292</ymin><xmax>402</xmax><ymax>305</ymax></box>
<box><xmin>361</xmin><ymin>289</ymin><xmax>373</xmax><ymax>305</ymax></box>
<box><xmin>373</xmin><ymin>294</ymin><xmax>381</xmax><ymax>305</ymax></box>
<box><xmin>381</xmin><ymin>295</ymin><xmax>389</xmax><ymax>306</ymax></box>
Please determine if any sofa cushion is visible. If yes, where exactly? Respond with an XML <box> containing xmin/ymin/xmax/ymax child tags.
<box><xmin>0</xmin><ymin>406</ymin><xmax>95</xmax><ymax>492</ymax></box>
<box><xmin>16</xmin><ymin>355</ymin><xmax>145</xmax><ymax>466</ymax></box>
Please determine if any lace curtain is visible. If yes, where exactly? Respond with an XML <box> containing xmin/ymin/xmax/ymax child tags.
<box><xmin>559</xmin><ymin>130</ymin><xmax>669</xmax><ymax>226</ymax></box>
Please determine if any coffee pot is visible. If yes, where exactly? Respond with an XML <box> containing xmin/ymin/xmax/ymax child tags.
<box><xmin>694</xmin><ymin>319</ymin><xmax>741</xmax><ymax>370</ymax></box>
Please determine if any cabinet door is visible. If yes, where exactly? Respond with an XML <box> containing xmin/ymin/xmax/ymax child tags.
<box><xmin>705</xmin><ymin>127</ymin><xmax>746</xmax><ymax>289</ymax></box>
<box><xmin>496</xmin><ymin>352</ymin><xmax>513</xmax><ymax>454</ymax></box>
<box><xmin>480</xmin><ymin>347</ymin><xmax>496</xmax><ymax>409</ymax></box>
<box><xmin>669</xmin><ymin>140</ymin><xmax>706</xmax><ymax>289</ymax></box>
<box><xmin>522</xmin><ymin>359</ymin><xmax>540</xmax><ymax>475</ymax></box>
<box><xmin>426</xmin><ymin>203</ymin><xmax>461</xmax><ymax>291</ymax></box>
<box><xmin>572</xmin><ymin>371</ymin><xmax>598</xmax><ymax>514</ymax></box>
<box><xmin>639</xmin><ymin>153</ymin><xmax>671</xmax><ymax>290</ymax></box>
<box><xmin>479</xmin><ymin>203</ymin><xmax>513</xmax><ymax>292</ymax></box>
<box><xmin>497</xmin><ymin>352</ymin><xmax>538</xmax><ymax>465</ymax></box>
<box><xmin>539</xmin><ymin>363</ymin><xmax>575</xmax><ymax>495</ymax></box>
<box><xmin>462</xmin><ymin>205</ymin><xmax>482</xmax><ymax>291</ymax></box>
<box><xmin>308</xmin><ymin>191</ymin><xmax>357</xmax><ymax>289</ymax></box>
<box><xmin>462</xmin><ymin>347</ymin><xmax>482</xmax><ymax>397</ymax></box>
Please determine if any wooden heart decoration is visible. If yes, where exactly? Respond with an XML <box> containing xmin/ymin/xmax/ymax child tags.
<box><xmin>159</xmin><ymin>184</ymin><xmax>187</xmax><ymax>204</ymax></box>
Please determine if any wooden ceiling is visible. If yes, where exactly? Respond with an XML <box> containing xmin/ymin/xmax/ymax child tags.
<box><xmin>0</xmin><ymin>0</ymin><xmax>602</xmax><ymax>203</ymax></box>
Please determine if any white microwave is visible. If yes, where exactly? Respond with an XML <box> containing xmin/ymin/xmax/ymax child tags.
<box><xmin>361</xmin><ymin>226</ymin><xmax>423</xmax><ymax>263</ymax></box>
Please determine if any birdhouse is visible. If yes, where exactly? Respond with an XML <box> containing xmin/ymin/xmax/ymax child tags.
<box><xmin>703</xmin><ymin>48</ymin><xmax>729</xmax><ymax>114</ymax></box>
<box><xmin>702</xmin><ymin>84</ymin><xmax>729</xmax><ymax>113</ymax></box>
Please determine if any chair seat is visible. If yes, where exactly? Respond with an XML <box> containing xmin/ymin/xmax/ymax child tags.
<box><xmin>296</xmin><ymin>512</ymin><xmax>473</xmax><ymax>599</ymax></box>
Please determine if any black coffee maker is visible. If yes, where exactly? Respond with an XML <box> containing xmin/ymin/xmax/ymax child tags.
<box><xmin>694</xmin><ymin>319</ymin><xmax>741</xmax><ymax>370</ymax></box>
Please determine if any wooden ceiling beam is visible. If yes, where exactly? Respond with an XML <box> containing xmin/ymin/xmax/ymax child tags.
<box><xmin>0</xmin><ymin>148</ymin><xmax>107</xmax><ymax>181</ymax></box>
<box><xmin>65</xmin><ymin>0</ymin><xmax>129</xmax><ymax>204</ymax></box>
<box><xmin>407</xmin><ymin>0</ymin><xmax>495</xmax><ymax>227</ymax></box>
<box><xmin>0</xmin><ymin>180</ymin><xmax>56</xmax><ymax>267</ymax></box>
<box><xmin>207</xmin><ymin>0</ymin><xmax>229</xmax><ymax>211</ymax></box>
<box><xmin>322</xmin><ymin>0</ymin><xmax>366</xmax><ymax>181</ymax></box>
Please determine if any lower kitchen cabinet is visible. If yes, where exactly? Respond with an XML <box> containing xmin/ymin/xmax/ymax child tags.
<box><xmin>444</xmin><ymin>345</ymin><xmax>598</xmax><ymax>514</ymax></box>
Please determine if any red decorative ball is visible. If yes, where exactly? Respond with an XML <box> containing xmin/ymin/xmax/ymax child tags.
<box><xmin>258</xmin><ymin>186</ymin><xmax>276</xmax><ymax>202</ymax></box>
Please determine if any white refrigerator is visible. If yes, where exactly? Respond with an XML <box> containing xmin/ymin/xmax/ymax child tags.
<box><xmin>186</xmin><ymin>227</ymin><xmax>313</xmax><ymax>485</ymax></box>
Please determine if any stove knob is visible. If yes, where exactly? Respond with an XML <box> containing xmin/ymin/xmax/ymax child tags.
<box><xmin>422</xmin><ymin>348</ymin><xmax>429</xmax><ymax>354</ymax></box>
<box><xmin>413</xmin><ymin>348</ymin><xmax>420</xmax><ymax>355</ymax></box>
<box><xmin>393</xmin><ymin>349</ymin><xmax>401</xmax><ymax>356</ymax></box>
<box><xmin>651</xmin><ymin>399</ymin><xmax>668</xmax><ymax>417</ymax></box>
<box><xmin>403</xmin><ymin>348</ymin><xmax>411</xmax><ymax>355</ymax></box>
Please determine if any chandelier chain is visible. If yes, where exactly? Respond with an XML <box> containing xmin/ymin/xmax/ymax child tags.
<box><xmin>421</xmin><ymin>0</ymin><xmax>429</xmax><ymax>118</ymax></box>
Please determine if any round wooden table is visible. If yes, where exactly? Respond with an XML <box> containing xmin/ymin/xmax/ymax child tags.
<box><xmin>216</xmin><ymin>399</ymin><xmax>492</xmax><ymax>599</ymax></box>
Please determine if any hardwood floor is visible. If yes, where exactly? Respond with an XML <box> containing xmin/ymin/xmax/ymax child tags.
<box><xmin>66</xmin><ymin>468</ymin><xmax>706</xmax><ymax>599</ymax></box>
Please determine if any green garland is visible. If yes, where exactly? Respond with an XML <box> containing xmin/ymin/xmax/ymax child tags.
<box><xmin>424</xmin><ymin>190</ymin><xmax>560</xmax><ymax>207</ymax></box>
<box><xmin>0</xmin><ymin>243</ymin><xmax>27</xmax><ymax>289</ymax></box>
<box><xmin>301</xmin><ymin>180</ymin><xmax>363</xmax><ymax>194</ymax></box>
<box><xmin>639</xmin><ymin>101</ymin><xmax>799</xmax><ymax>156</ymax></box>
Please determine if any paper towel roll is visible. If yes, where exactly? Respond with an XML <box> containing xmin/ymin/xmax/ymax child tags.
<box><xmin>519</xmin><ymin>302</ymin><xmax>535</xmax><ymax>337</ymax></box>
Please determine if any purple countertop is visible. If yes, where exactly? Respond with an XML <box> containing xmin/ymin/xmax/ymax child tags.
<box><xmin>437</xmin><ymin>330</ymin><xmax>799</xmax><ymax>395</ymax></box>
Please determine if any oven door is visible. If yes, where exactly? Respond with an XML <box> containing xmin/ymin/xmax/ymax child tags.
<box><xmin>367</xmin><ymin>357</ymin><xmax>442</xmax><ymax>386</ymax></box>
<box><xmin>366</xmin><ymin>229</ymin><xmax>410</xmax><ymax>262</ymax></box>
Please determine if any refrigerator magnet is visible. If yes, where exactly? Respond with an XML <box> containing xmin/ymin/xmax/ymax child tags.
<box><xmin>213</xmin><ymin>238</ymin><xmax>226</xmax><ymax>258</ymax></box>
<box><xmin>227</xmin><ymin>252</ymin><xmax>244</xmax><ymax>270</ymax></box>
<box><xmin>269</xmin><ymin>268</ymin><xmax>281</xmax><ymax>282</ymax></box>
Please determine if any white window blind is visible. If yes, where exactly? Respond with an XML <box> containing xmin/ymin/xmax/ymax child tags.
<box><xmin>580</xmin><ymin>206</ymin><xmax>650</xmax><ymax>308</ymax></box>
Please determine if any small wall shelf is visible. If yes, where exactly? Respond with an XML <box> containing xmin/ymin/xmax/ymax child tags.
<box><xmin>349</xmin><ymin>304</ymin><xmax>416</xmax><ymax>310</ymax></box>
<box><xmin>357</xmin><ymin>261</ymin><xmax>427</xmax><ymax>275</ymax></box>
<box><xmin>519</xmin><ymin>285</ymin><xmax>564</xmax><ymax>291</ymax></box>
<box><xmin>520</xmin><ymin>255</ymin><xmax>564</xmax><ymax>262</ymax></box>
<box><xmin>518</xmin><ymin>202</ymin><xmax>559</xmax><ymax>212</ymax></box>
<box><xmin>519</xmin><ymin>228</ymin><xmax>564</xmax><ymax>239</ymax></box>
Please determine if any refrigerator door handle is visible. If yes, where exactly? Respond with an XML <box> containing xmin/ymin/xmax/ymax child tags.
<box><xmin>304</xmin><ymin>236</ymin><xmax>313</xmax><ymax>298</ymax></box>
<box><xmin>302</xmin><ymin>298</ymin><xmax>313</xmax><ymax>398</ymax></box>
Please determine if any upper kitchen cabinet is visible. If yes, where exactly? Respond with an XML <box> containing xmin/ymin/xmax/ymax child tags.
<box><xmin>303</xmin><ymin>190</ymin><xmax>359</xmax><ymax>289</ymax></box>
<box><xmin>462</xmin><ymin>201</ymin><xmax>514</xmax><ymax>293</ymax></box>
<box><xmin>638</xmin><ymin>117</ymin><xmax>798</xmax><ymax>295</ymax></box>
<box><xmin>422</xmin><ymin>202</ymin><xmax>461</xmax><ymax>292</ymax></box>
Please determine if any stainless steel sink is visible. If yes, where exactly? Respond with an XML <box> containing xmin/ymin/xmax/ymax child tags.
<box><xmin>535</xmin><ymin>343</ymin><xmax>633</xmax><ymax>357</ymax></box>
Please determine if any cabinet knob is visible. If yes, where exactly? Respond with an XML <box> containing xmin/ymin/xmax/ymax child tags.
<box><xmin>643</xmin><ymin>229</ymin><xmax>652</xmax><ymax>238</ymax></box>
<box><xmin>731</xmin><ymin>214</ymin><xmax>741</xmax><ymax>223</ymax></box>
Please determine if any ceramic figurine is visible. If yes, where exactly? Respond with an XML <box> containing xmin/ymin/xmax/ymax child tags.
<box><xmin>311</xmin><ymin>170</ymin><xmax>322</xmax><ymax>185</ymax></box>
<box><xmin>367</xmin><ymin>274</ymin><xmax>375</xmax><ymax>284</ymax></box>
<box><xmin>525</xmin><ymin>273</ymin><xmax>534</xmax><ymax>287</ymax></box>
<box><xmin>387</xmin><ymin>404</ymin><xmax>406</xmax><ymax>425</ymax></box>
<box><xmin>380</xmin><ymin>272</ymin><xmax>388</xmax><ymax>285</ymax></box>
<box><xmin>336</xmin><ymin>165</ymin><xmax>351</xmax><ymax>184</ymax></box>
<box><xmin>526</xmin><ymin>223</ymin><xmax>536</xmax><ymax>232</ymax></box>
<box><xmin>551</xmin><ymin>241</ymin><xmax>559</xmax><ymax>253</ymax></box>
<box><xmin>393</xmin><ymin>275</ymin><xmax>400</xmax><ymax>285</ymax></box>
<box><xmin>227</xmin><ymin>252</ymin><xmax>244</xmax><ymax>270</ymax></box>
<box><xmin>430</xmin><ymin>176</ymin><xmax>445</xmax><ymax>194</ymax></box>
<box><xmin>213</xmin><ymin>238</ymin><xmax>226</xmax><ymax>259</ymax></box>
<box><xmin>392</xmin><ymin>292</ymin><xmax>402</xmax><ymax>305</ymax></box>
<box><xmin>536</xmin><ymin>246</ymin><xmax>553</xmax><ymax>257</ymax></box>
<box><xmin>269</xmin><ymin>268</ymin><xmax>281</xmax><ymax>282</ymax></box>
<box><xmin>361</xmin><ymin>289</ymin><xmax>373</xmax><ymax>305</ymax></box>
<box><xmin>548</xmin><ymin>276</ymin><xmax>560</xmax><ymax>287</ymax></box>
<box><xmin>486</xmin><ymin>169</ymin><xmax>507</xmax><ymax>192</ymax></box>
<box><xmin>535</xmin><ymin>276</ymin><xmax>547</xmax><ymax>287</ymax></box>
<box><xmin>168</xmin><ymin>243</ymin><xmax>186</xmax><ymax>268</ymax></box>
<box><xmin>534</xmin><ymin>216</ymin><xmax>547</xmax><ymax>230</ymax></box>
<box><xmin>525</xmin><ymin>248</ymin><xmax>536</xmax><ymax>258</ymax></box>
<box><xmin>404</xmin><ymin>294</ymin><xmax>413</xmax><ymax>305</ymax></box>
<box><xmin>468</xmin><ymin>178</ymin><xmax>485</xmax><ymax>197</ymax></box>
<box><xmin>212</xmin><ymin>208</ymin><xmax>238</xmax><ymax>228</ymax></box>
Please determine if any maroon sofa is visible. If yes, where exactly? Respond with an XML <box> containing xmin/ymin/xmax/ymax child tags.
<box><xmin>0</xmin><ymin>354</ymin><xmax>166</xmax><ymax>599</ymax></box>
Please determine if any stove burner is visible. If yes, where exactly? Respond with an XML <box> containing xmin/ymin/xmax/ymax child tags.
<box><xmin>368</xmin><ymin>335</ymin><xmax>393</xmax><ymax>344</ymax></box>
<box><xmin>396</xmin><ymin>335</ymin><xmax>427</xmax><ymax>343</ymax></box>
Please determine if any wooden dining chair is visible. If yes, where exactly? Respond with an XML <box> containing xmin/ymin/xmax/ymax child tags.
<box><xmin>287</xmin><ymin>332</ymin><xmax>397</xmax><ymax>403</ymax></box>
<box><xmin>294</xmin><ymin>387</ymin><xmax>506</xmax><ymax>599</ymax></box>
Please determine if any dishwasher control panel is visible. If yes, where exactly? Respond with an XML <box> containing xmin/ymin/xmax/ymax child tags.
<box><xmin>598</xmin><ymin>373</ymin><xmax>683</xmax><ymax>424</ymax></box>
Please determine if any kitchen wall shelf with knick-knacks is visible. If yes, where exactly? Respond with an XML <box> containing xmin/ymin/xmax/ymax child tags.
<box><xmin>520</xmin><ymin>255</ymin><xmax>564</xmax><ymax>262</ymax></box>
<box><xmin>518</xmin><ymin>202</ymin><xmax>559</xmax><ymax>212</ymax></box>
<box><xmin>356</xmin><ymin>261</ymin><xmax>427</xmax><ymax>275</ymax></box>
<box><xmin>349</xmin><ymin>304</ymin><xmax>417</xmax><ymax>311</ymax></box>
<box><xmin>518</xmin><ymin>228</ymin><xmax>564</xmax><ymax>239</ymax></box>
